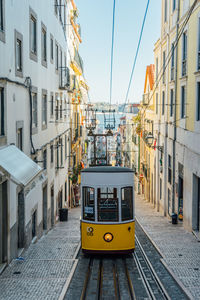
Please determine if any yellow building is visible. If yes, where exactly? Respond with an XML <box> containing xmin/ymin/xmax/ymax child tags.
<box><xmin>140</xmin><ymin>64</ymin><xmax>156</xmax><ymax>204</ymax></box>
<box><xmin>67</xmin><ymin>0</ymin><xmax>88</xmax><ymax>207</ymax></box>
<box><xmin>151</xmin><ymin>0</ymin><xmax>200</xmax><ymax>231</ymax></box>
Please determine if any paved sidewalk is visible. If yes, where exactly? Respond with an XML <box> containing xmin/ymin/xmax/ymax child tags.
<box><xmin>0</xmin><ymin>207</ymin><xmax>81</xmax><ymax>300</ymax></box>
<box><xmin>135</xmin><ymin>194</ymin><xmax>200</xmax><ymax>299</ymax></box>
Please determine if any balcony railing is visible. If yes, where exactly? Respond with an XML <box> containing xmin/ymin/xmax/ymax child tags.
<box><xmin>182</xmin><ymin>60</ymin><xmax>187</xmax><ymax>76</ymax></box>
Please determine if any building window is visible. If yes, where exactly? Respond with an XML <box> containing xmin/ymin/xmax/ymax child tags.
<box><xmin>181</xmin><ymin>86</ymin><xmax>186</xmax><ymax>118</ymax></box>
<box><xmin>162</xmin><ymin>91</ymin><xmax>165</xmax><ymax>115</ymax></box>
<box><xmin>29</xmin><ymin>7</ymin><xmax>37</xmax><ymax>61</ymax></box>
<box><xmin>162</xmin><ymin>51</ymin><xmax>166</xmax><ymax>84</ymax></box>
<box><xmin>17</xmin><ymin>128</ymin><xmax>23</xmax><ymax>151</ymax></box>
<box><xmin>50</xmin><ymin>144</ymin><xmax>54</xmax><ymax>164</ymax></box>
<box><xmin>156</xmin><ymin>57</ymin><xmax>158</xmax><ymax>82</ymax></box>
<box><xmin>50</xmin><ymin>34</ymin><xmax>54</xmax><ymax>63</ymax></box>
<box><xmin>197</xmin><ymin>82</ymin><xmax>200</xmax><ymax>121</ymax></box>
<box><xmin>55</xmin><ymin>43</ymin><xmax>59</xmax><ymax>71</ymax></box>
<box><xmin>160</xmin><ymin>178</ymin><xmax>162</xmax><ymax>200</ymax></box>
<box><xmin>198</xmin><ymin>18</ymin><xmax>200</xmax><ymax>70</ymax></box>
<box><xmin>172</xmin><ymin>0</ymin><xmax>176</xmax><ymax>11</ymax></box>
<box><xmin>50</xmin><ymin>93</ymin><xmax>54</xmax><ymax>117</ymax></box>
<box><xmin>65</xmin><ymin>135</ymin><xmax>67</xmax><ymax>159</ymax></box>
<box><xmin>43</xmin><ymin>149</ymin><xmax>47</xmax><ymax>170</ymax></box>
<box><xmin>0</xmin><ymin>0</ymin><xmax>4</xmax><ymax>31</ymax></box>
<box><xmin>32</xmin><ymin>92</ymin><xmax>38</xmax><ymax>130</ymax></box>
<box><xmin>60</xmin><ymin>138</ymin><xmax>63</xmax><ymax>166</ymax></box>
<box><xmin>171</xmin><ymin>43</ymin><xmax>175</xmax><ymax>81</ymax></box>
<box><xmin>60</xmin><ymin>100</ymin><xmax>62</xmax><ymax>119</ymax></box>
<box><xmin>182</xmin><ymin>32</ymin><xmax>187</xmax><ymax>76</ymax></box>
<box><xmin>42</xmin><ymin>90</ymin><xmax>47</xmax><ymax>129</ymax></box>
<box><xmin>41</xmin><ymin>23</ymin><xmax>47</xmax><ymax>67</ymax></box>
<box><xmin>156</xmin><ymin>93</ymin><xmax>158</xmax><ymax>114</ymax></box>
<box><xmin>164</xmin><ymin>0</ymin><xmax>167</xmax><ymax>22</ymax></box>
<box><xmin>170</xmin><ymin>89</ymin><xmax>173</xmax><ymax>117</ymax></box>
<box><xmin>55</xmin><ymin>0</ymin><xmax>58</xmax><ymax>16</ymax></box>
<box><xmin>56</xmin><ymin>141</ymin><xmax>59</xmax><ymax>169</ymax></box>
<box><xmin>0</xmin><ymin>87</ymin><xmax>5</xmax><ymax>136</ymax></box>
<box><xmin>0</xmin><ymin>0</ymin><xmax>5</xmax><ymax>42</ymax></box>
<box><xmin>15</xmin><ymin>30</ymin><xmax>23</xmax><ymax>77</ymax></box>
<box><xmin>55</xmin><ymin>95</ymin><xmax>59</xmax><ymax>121</ymax></box>
<box><xmin>168</xmin><ymin>155</ymin><xmax>172</xmax><ymax>184</ymax></box>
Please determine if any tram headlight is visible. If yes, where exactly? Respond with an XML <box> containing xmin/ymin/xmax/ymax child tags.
<box><xmin>103</xmin><ymin>233</ymin><xmax>113</xmax><ymax>242</ymax></box>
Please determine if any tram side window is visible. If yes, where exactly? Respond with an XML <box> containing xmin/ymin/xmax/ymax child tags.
<box><xmin>97</xmin><ymin>187</ymin><xmax>118</xmax><ymax>222</ymax></box>
<box><xmin>121</xmin><ymin>187</ymin><xmax>133</xmax><ymax>221</ymax></box>
<box><xmin>82</xmin><ymin>187</ymin><xmax>95</xmax><ymax>221</ymax></box>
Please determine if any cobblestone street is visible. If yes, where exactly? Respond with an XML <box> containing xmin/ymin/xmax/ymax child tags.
<box><xmin>1</xmin><ymin>197</ymin><xmax>200</xmax><ymax>299</ymax></box>
<box><xmin>0</xmin><ymin>208</ymin><xmax>81</xmax><ymax>300</ymax></box>
<box><xmin>135</xmin><ymin>194</ymin><xmax>200</xmax><ymax>299</ymax></box>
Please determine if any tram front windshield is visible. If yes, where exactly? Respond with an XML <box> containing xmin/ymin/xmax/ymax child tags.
<box><xmin>97</xmin><ymin>187</ymin><xmax>118</xmax><ymax>222</ymax></box>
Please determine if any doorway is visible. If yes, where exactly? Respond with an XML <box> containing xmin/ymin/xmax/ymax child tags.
<box><xmin>193</xmin><ymin>174</ymin><xmax>200</xmax><ymax>231</ymax></box>
<box><xmin>0</xmin><ymin>181</ymin><xmax>8</xmax><ymax>264</ymax></box>
<box><xmin>51</xmin><ymin>185</ymin><xmax>54</xmax><ymax>227</ymax></box>
<box><xmin>17</xmin><ymin>191</ymin><xmax>24</xmax><ymax>249</ymax></box>
<box><xmin>43</xmin><ymin>185</ymin><xmax>47</xmax><ymax>230</ymax></box>
<box><xmin>32</xmin><ymin>210</ymin><xmax>36</xmax><ymax>239</ymax></box>
<box><xmin>178</xmin><ymin>176</ymin><xmax>183</xmax><ymax>220</ymax></box>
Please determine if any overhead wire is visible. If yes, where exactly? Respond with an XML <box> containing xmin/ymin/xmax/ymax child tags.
<box><xmin>110</xmin><ymin>0</ymin><xmax>116</xmax><ymax>106</ymax></box>
<box><xmin>122</xmin><ymin>0</ymin><xmax>150</xmax><ymax>112</ymax></box>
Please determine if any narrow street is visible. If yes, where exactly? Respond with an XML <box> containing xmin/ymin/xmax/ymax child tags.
<box><xmin>1</xmin><ymin>195</ymin><xmax>200</xmax><ymax>299</ymax></box>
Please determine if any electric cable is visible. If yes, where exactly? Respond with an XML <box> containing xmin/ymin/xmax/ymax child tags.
<box><xmin>123</xmin><ymin>0</ymin><xmax>150</xmax><ymax>112</ymax></box>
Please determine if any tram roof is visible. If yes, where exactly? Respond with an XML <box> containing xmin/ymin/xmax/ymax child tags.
<box><xmin>81</xmin><ymin>166</ymin><xmax>134</xmax><ymax>173</ymax></box>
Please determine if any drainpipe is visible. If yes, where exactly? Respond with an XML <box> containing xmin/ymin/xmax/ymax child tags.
<box><xmin>172</xmin><ymin>0</ymin><xmax>180</xmax><ymax>213</ymax></box>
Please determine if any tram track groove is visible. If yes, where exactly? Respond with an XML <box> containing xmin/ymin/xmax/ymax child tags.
<box><xmin>134</xmin><ymin>235</ymin><xmax>172</xmax><ymax>300</ymax></box>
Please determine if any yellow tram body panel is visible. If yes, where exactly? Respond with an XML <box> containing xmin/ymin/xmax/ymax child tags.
<box><xmin>81</xmin><ymin>221</ymin><xmax>135</xmax><ymax>253</ymax></box>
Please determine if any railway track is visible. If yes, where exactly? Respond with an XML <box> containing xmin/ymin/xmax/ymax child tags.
<box><xmin>65</xmin><ymin>222</ymin><xmax>190</xmax><ymax>299</ymax></box>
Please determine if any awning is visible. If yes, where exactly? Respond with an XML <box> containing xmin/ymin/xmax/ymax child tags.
<box><xmin>0</xmin><ymin>145</ymin><xmax>42</xmax><ymax>186</ymax></box>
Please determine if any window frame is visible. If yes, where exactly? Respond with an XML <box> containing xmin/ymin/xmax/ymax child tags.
<box><xmin>162</xmin><ymin>90</ymin><xmax>165</xmax><ymax>115</ymax></box>
<box><xmin>50</xmin><ymin>92</ymin><xmax>54</xmax><ymax>118</ymax></box>
<box><xmin>50</xmin><ymin>33</ymin><xmax>54</xmax><ymax>64</ymax></box>
<box><xmin>55</xmin><ymin>41</ymin><xmax>59</xmax><ymax>72</ymax></box>
<box><xmin>0</xmin><ymin>86</ymin><xmax>5</xmax><ymax>136</ymax></box>
<box><xmin>15</xmin><ymin>30</ymin><xmax>23</xmax><ymax>78</ymax></box>
<box><xmin>29</xmin><ymin>7</ymin><xmax>37</xmax><ymax>62</ymax></box>
<box><xmin>170</xmin><ymin>88</ymin><xmax>174</xmax><ymax>117</ymax></box>
<box><xmin>31</xmin><ymin>86</ymin><xmax>38</xmax><ymax>134</ymax></box>
<box><xmin>181</xmin><ymin>85</ymin><xmax>186</xmax><ymax>119</ymax></box>
<box><xmin>0</xmin><ymin>0</ymin><xmax>5</xmax><ymax>43</ymax></box>
<box><xmin>82</xmin><ymin>186</ymin><xmax>95</xmax><ymax>221</ymax></box>
<box><xmin>121</xmin><ymin>186</ymin><xmax>133</xmax><ymax>221</ymax></box>
<box><xmin>41</xmin><ymin>22</ymin><xmax>47</xmax><ymax>68</ymax></box>
<box><xmin>42</xmin><ymin>89</ymin><xmax>47</xmax><ymax>130</ymax></box>
<box><xmin>197</xmin><ymin>81</ymin><xmax>200</xmax><ymax>121</ymax></box>
<box><xmin>182</xmin><ymin>31</ymin><xmax>187</xmax><ymax>77</ymax></box>
<box><xmin>97</xmin><ymin>187</ymin><xmax>119</xmax><ymax>222</ymax></box>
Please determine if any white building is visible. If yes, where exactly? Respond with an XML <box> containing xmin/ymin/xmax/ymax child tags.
<box><xmin>0</xmin><ymin>0</ymin><xmax>71</xmax><ymax>266</ymax></box>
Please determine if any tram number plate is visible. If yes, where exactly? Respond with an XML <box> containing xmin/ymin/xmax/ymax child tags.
<box><xmin>85</xmin><ymin>207</ymin><xmax>94</xmax><ymax>214</ymax></box>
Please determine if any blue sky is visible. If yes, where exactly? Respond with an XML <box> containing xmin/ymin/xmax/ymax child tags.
<box><xmin>75</xmin><ymin>0</ymin><xmax>161</xmax><ymax>104</ymax></box>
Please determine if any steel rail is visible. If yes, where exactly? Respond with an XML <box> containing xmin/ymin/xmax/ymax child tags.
<box><xmin>113</xmin><ymin>260</ymin><xmax>121</xmax><ymax>300</ymax></box>
<box><xmin>123</xmin><ymin>258</ymin><xmax>137</xmax><ymax>300</ymax></box>
<box><xmin>134</xmin><ymin>235</ymin><xmax>171</xmax><ymax>300</ymax></box>
<box><xmin>80</xmin><ymin>258</ymin><xmax>93</xmax><ymax>300</ymax></box>
<box><xmin>96</xmin><ymin>259</ymin><xmax>103</xmax><ymax>300</ymax></box>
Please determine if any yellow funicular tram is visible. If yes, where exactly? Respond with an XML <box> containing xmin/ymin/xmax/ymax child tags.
<box><xmin>81</xmin><ymin>166</ymin><xmax>135</xmax><ymax>253</ymax></box>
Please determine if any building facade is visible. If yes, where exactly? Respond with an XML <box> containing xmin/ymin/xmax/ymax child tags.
<box><xmin>0</xmin><ymin>0</ymin><xmax>87</xmax><ymax>266</ymax></box>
